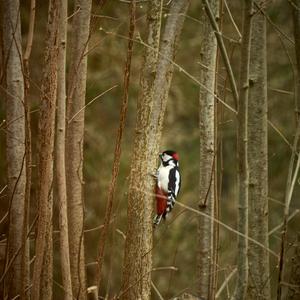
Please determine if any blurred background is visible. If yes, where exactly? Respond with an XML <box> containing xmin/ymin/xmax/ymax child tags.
<box><xmin>1</xmin><ymin>0</ymin><xmax>299</xmax><ymax>298</ymax></box>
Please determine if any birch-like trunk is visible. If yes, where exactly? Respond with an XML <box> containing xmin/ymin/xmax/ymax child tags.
<box><xmin>232</xmin><ymin>1</ymin><xmax>252</xmax><ymax>299</ymax></box>
<box><xmin>31</xmin><ymin>0</ymin><xmax>59</xmax><ymax>299</ymax></box>
<box><xmin>56</xmin><ymin>0</ymin><xmax>73</xmax><ymax>299</ymax></box>
<box><xmin>247</xmin><ymin>2</ymin><xmax>270</xmax><ymax>299</ymax></box>
<box><xmin>121</xmin><ymin>1</ymin><xmax>189</xmax><ymax>299</ymax></box>
<box><xmin>2</xmin><ymin>0</ymin><xmax>28</xmax><ymax>298</ymax></box>
<box><xmin>197</xmin><ymin>1</ymin><xmax>218</xmax><ymax>299</ymax></box>
<box><xmin>66</xmin><ymin>1</ymin><xmax>92</xmax><ymax>298</ymax></box>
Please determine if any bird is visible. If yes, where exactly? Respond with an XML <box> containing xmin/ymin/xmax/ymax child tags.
<box><xmin>153</xmin><ymin>150</ymin><xmax>181</xmax><ymax>226</ymax></box>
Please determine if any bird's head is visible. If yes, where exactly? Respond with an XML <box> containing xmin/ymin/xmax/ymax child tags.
<box><xmin>159</xmin><ymin>150</ymin><xmax>179</xmax><ymax>165</ymax></box>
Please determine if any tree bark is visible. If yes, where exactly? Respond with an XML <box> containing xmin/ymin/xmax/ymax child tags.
<box><xmin>232</xmin><ymin>1</ymin><xmax>252</xmax><ymax>299</ymax></box>
<box><xmin>31</xmin><ymin>0</ymin><xmax>59</xmax><ymax>299</ymax></box>
<box><xmin>121</xmin><ymin>1</ymin><xmax>189</xmax><ymax>299</ymax></box>
<box><xmin>197</xmin><ymin>1</ymin><xmax>218</xmax><ymax>299</ymax></box>
<box><xmin>56</xmin><ymin>0</ymin><xmax>73</xmax><ymax>299</ymax></box>
<box><xmin>66</xmin><ymin>0</ymin><xmax>92</xmax><ymax>299</ymax></box>
<box><xmin>247</xmin><ymin>2</ymin><xmax>270</xmax><ymax>299</ymax></box>
<box><xmin>120</xmin><ymin>1</ymin><xmax>162</xmax><ymax>299</ymax></box>
<box><xmin>21</xmin><ymin>1</ymin><xmax>35</xmax><ymax>298</ymax></box>
<box><xmin>1</xmin><ymin>0</ymin><xmax>28</xmax><ymax>298</ymax></box>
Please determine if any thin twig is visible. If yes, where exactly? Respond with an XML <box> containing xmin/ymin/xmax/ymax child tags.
<box><xmin>223</xmin><ymin>0</ymin><xmax>241</xmax><ymax>40</ymax></box>
<box><xmin>268</xmin><ymin>209</ymin><xmax>300</xmax><ymax>236</ymax></box>
<box><xmin>176</xmin><ymin>201</ymin><xmax>278</xmax><ymax>258</ymax></box>
<box><xmin>216</xmin><ymin>268</ymin><xmax>237</xmax><ymax>298</ymax></box>
<box><xmin>152</xmin><ymin>266</ymin><xmax>178</xmax><ymax>272</ymax></box>
<box><xmin>131</xmin><ymin>186</ymin><xmax>278</xmax><ymax>258</ymax></box>
<box><xmin>151</xmin><ymin>281</ymin><xmax>164</xmax><ymax>300</ymax></box>
<box><xmin>0</xmin><ymin>215</ymin><xmax>38</xmax><ymax>284</ymax></box>
<box><xmin>68</xmin><ymin>85</ymin><xmax>118</xmax><ymax>124</ymax></box>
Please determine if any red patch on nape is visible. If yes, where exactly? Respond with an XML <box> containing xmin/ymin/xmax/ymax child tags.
<box><xmin>156</xmin><ymin>187</ymin><xmax>167</xmax><ymax>215</ymax></box>
<box><xmin>172</xmin><ymin>152</ymin><xmax>179</xmax><ymax>161</ymax></box>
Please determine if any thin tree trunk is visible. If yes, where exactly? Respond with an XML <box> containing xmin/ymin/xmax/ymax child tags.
<box><xmin>277</xmin><ymin>1</ymin><xmax>300</xmax><ymax>298</ymax></box>
<box><xmin>292</xmin><ymin>0</ymin><xmax>300</xmax><ymax>119</ymax></box>
<box><xmin>31</xmin><ymin>0</ymin><xmax>59</xmax><ymax>299</ymax></box>
<box><xmin>66</xmin><ymin>1</ymin><xmax>92</xmax><ymax>299</ymax></box>
<box><xmin>95</xmin><ymin>0</ymin><xmax>136</xmax><ymax>293</ymax></box>
<box><xmin>197</xmin><ymin>1</ymin><xmax>218</xmax><ymax>299</ymax></box>
<box><xmin>21</xmin><ymin>1</ymin><xmax>35</xmax><ymax>298</ymax></box>
<box><xmin>56</xmin><ymin>0</ymin><xmax>73</xmax><ymax>299</ymax></box>
<box><xmin>232</xmin><ymin>1</ymin><xmax>252</xmax><ymax>300</ymax></box>
<box><xmin>120</xmin><ymin>1</ymin><xmax>189</xmax><ymax>299</ymax></box>
<box><xmin>247</xmin><ymin>2</ymin><xmax>270</xmax><ymax>299</ymax></box>
<box><xmin>286</xmin><ymin>233</ymin><xmax>300</xmax><ymax>299</ymax></box>
<box><xmin>2</xmin><ymin>0</ymin><xmax>27</xmax><ymax>298</ymax></box>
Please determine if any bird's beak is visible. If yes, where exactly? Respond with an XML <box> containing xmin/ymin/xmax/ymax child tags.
<box><xmin>159</xmin><ymin>153</ymin><xmax>163</xmax><ymax>160</ymax></box>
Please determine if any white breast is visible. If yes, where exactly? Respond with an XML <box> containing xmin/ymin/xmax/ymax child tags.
<box><xmin>157</xmin><ymin>165</ymin><xmax>172</xmax><ymax>193</ymax></box>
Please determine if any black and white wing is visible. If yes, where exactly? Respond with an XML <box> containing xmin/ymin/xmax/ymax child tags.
<box><xmin>166</xmin><ymin>167</ymin><xmax>181</xmax><ymax>213</ymax></box>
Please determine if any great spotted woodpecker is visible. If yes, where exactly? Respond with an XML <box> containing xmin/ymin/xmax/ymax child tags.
<box><xmin>153</xmin><ymin>150</ymin><xmax>181</xmax><ymax>226</ymax></box>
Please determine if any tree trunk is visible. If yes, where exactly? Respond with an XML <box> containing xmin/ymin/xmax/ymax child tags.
<box><xmin>66</xmin><ymin>1</ymin><xmax>92</xmax><ymax>299</ymax></box>
<box><xmin>2</xmin><ymin>0</ymin><xmax>28</xmax><ymax>298</ymax></box>
<box><xmin>21</xmin><ymin>1</ymin><xmax>35</xmax><ymax>298</ymax></box>
<box><xmin>56</xmin><ymin>0</ymin><xmax>73</xmax><ymax>299</ymax></box>
<box><xmin>121</xmin><ymin>1</ymin><xmax>189</xmax><ymax>299</ymax></box>
<box><xmin>247</xmin><ymin>2</ymin><xmax>270</xmax><ymax>299</ymax></box>
<box><xmin>286</xmin><ymin>233</ymin><xmax>300</xmax><ymax>299</ymax></box>
<box><xmin>277</xmin><ymin>2</ymin><xmax>300</xmax><ymax>298</ymax></box>
<box><xmin>293</xmin><ymin>0</ymin><xmax>300</xmax><ymax>119</ymax></box>
<box><xmin>197</xmin><ymin>1</ymin><xmax>218</xmax><ymax>299</ymax></box>
<box><xmin>120</xmin><ymin>1</ymin><xmax>162</xmax><ymax>299</ymax></box>
<box><xmin>31</xmin><ymin>0</ymin><xmax>59</xmax><ymax>299</ymax></box>
<box><xmin>95</xmin><ymin>0</ymin><xmax>136</xmax><ymax>294</ymax></box>
<box><xmin>232</xmin><ymin>1</ymin><xmax>252</xmax><ymax>299</ymax></box>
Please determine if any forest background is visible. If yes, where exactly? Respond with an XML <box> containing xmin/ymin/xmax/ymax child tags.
<box><xmin>1</xmin><ymin>0</ymin><xmax>300</xmax><ymax>299</ymax></box>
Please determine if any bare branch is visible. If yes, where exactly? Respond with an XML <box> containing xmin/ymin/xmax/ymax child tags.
<box><xmin>68</xmin><ymin>84</ymin><xmax>118</xmax><ymax>124</ymax></box>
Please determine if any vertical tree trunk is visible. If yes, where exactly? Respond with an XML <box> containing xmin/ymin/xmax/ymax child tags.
<box><xmin>288</xmin><ymin>7</ymin><xmax>300</xmax><ymax>300</ymax></box>
<box><xmin>232</xmin><ymin>1</ymin><xmax>252</xmax><ymax>300</ymax></box>
<box><xmin>66</xmin><ymin>1</ymin><xmax>92</xmax><ymax>299</ymax></box>
<box><xmin>121</xmin><ymin>1</ymin><xmax>189</xmax><ymax>299</ymax></box>
<box><xmin>95</xmin><ymin>0</ymin><xmax>136</xmax><ymax>294</ymax></box>
<box><xmin>2</xmin><ymin>0</ymin><xmax>27</xmax><ymax>298</ymax></box>
<box><xmin>56</xmin><ymin>0</ymin><xmax>73</xmax><ymax>299</ymax></box>
<box><xmin>286</xmin><ymin>233</ymin><xmax>300</xmax><ymax>299</ymax></box>
<box><xmin>31</xmin><ymin>0</ymin><xmax>59</xmax><ymax>299</ymax></box>
<box><xmin>293</xmin><ymin>0</ymin><xmax>300</xmax><ymax>118</ymax></box>
<box><xmin>120</xmin><ymin>1</ymin><xmax>162</xmax><ymax>299</ymax></box>
<box><xmin>277</xmin><ymin>2</ymin><xmax>300</xmax><ymax>298</ymax></box>
<box><xmin>247</xmin><ymin>2</ymin><xmax>270</xmax><ymax>299</ymax></box>
<box><xmin>197</xmin><ymin>1</ymin><xmax>218</xmax><ymax>299</ymax></box>
<box><xmin>21</xmin><ymin>1</ymin><xmax>35</xmax><ymax>298</ymax></box>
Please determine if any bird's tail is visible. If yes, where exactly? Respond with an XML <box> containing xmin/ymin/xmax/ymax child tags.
<box><xmin>153</xmin><ymin>214</ymin><xmax>163</xmax><ymax>227</ymax></box>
